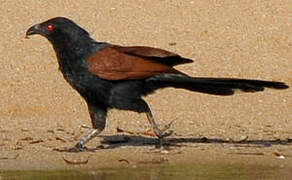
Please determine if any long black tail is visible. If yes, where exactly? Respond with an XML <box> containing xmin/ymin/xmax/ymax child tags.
<box><xmin>146</xmin><ymin>74</ymin><xmax>289</xmax><ymax>96</ymax></box>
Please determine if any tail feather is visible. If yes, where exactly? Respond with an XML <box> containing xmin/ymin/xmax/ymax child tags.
<box><xmin>146</xmin><ymin>74</ymin><xmax>289</xmax><ymax>96</ymax></box>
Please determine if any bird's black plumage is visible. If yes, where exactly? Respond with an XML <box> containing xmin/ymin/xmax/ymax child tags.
<box><xmin>26</xmin><ymin>17</ymin><xmax>289</xmax><ymax>151</ymax></box>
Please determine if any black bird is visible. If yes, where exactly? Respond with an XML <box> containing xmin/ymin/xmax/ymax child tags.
<box><xmin>26</xmin><ymin>17</ymin><xmax>289</xmax><ymax>152</ymax></box>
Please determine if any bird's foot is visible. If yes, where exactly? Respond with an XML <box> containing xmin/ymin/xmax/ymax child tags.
<box><xmin>155</xmin><ymin>130</ymin><xmax>173</xmax><ymax>139</ymax></box>
<box><xmin>52</xmin><ymin>145</ymin><xmax>88</xmax><ymax>152</ymax></box>
<box><xmin>153</xmin><ymin>120</ymin><xmax>175</xmax><ymax>148</ymax></box>
<box><xmin>155</xmin><ymin>135</ymin><xmax>171</xmax><ymax>149</ymax></box>
<box><xmin>154</xmin><ymin>120</ymin><xmax>175</xmax><ymax>139</ymax></box>
<box><xmin>161</xmin><ymin>120</ymin><xmax>175</xmax><ymax>136</ymax></box>
<box><xmin>67</xmin><ymin>143</ymin><xmax>88</xmax><ymax>152</ymax></box>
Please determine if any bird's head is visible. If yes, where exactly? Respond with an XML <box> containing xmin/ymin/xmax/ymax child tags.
<box><xmin>26</xmin><ymin>17</ymin><xmax>89</xmax><ymax>43</ymax></box>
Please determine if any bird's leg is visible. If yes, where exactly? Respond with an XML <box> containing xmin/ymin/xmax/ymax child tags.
<box><xmin>146</xmin><ymin>109</ymin><xmax>173</xmax><ymax>147</ymax></box>
<box><xmin>69</xmin><ymin>129</ymin><xmax>102</xmax><ymax>152</ymax></box>
<box><xmin>68</xmin><ymin>102</ymin><xmax>107</xmax><ymax>152</ymax></box>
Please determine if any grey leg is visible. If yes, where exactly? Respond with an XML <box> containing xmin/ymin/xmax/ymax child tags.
<box><xmin>145</xmin><ymin>108</ymin><xmax>173</xmax><ymax>147</ymax></box>
<box><xmin>69</xmin><ymin>103</ymin><xmax>107</xmax><ymax>152</ymax></box>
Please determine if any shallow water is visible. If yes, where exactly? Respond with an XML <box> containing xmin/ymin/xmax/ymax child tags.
<box><xmin>0</xmin><ymin>163</ymin><xmax>287</xmax><ymax>180</ymax></box>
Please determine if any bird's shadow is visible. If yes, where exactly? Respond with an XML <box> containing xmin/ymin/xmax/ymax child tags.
<box><xmin>95</xmin><ymin>134</ymin><xmax>292</xmax><ymax>150</ymax></box>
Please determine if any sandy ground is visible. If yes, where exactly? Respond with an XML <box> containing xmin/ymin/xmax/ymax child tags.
<box><xmin>0</xmin><ymin>0</ymin><xmax>291</xmax><ymax>176</ymax></box>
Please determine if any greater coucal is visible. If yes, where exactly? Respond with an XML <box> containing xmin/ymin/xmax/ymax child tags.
<box><xmin>26</xmin><ymin>17</ymin><xmax>289</xmax><ymax>152</ymax></box>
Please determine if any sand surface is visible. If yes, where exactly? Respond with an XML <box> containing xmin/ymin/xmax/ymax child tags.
<box><xmin>0</xmin><ymin>0</ymin><xmax>291</xmax><ymax>176</ymax></box>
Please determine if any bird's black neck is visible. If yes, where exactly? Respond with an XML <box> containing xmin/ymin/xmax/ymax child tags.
<box><xmin>51</xmin><ymin>34</ymin><xmax>93</xmax><ymax>59</ymax></box>
<box><xmin>48</xmin><ymin>33</ymin><xmax>108</xmax><ymax>81</ymax></box>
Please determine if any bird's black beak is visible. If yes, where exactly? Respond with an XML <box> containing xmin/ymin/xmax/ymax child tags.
<box><xmin>25</xmin><ymin>24</ymin><xmax>41</xmax><ymax>39</ymax></box>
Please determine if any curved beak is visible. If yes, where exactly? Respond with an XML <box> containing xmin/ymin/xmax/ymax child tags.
<box><xmin>25</xmin><ymin>24</ymin><xmax>41</xmax><ymax>39</ymax></box>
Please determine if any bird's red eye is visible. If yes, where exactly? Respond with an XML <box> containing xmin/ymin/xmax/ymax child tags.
<box><xmin>46</xmin><ymin>24</ymin><xmax>53</xmax><ymax>31</ymax></box>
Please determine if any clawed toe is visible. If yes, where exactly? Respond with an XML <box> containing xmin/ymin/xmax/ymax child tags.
<box><xmin>66</xmin><ymin>143</ymin><xmax>88</xmax><ymax>152</ymax></box>
<box><xmin>156</xmin><ymin>129</ymin><xmax>173</xmax><ymax>139</ymax></box>
<box><xmin>161</xmin><ymin>120</ymin><xmax>175</xmax><ymax>132</ymax></box>
<box><xmin>67</xmin><ymin>147</ymin><xmax>87</xmax><ymax>152</ymax></box>
<box><xmin>146</xmin><ymin>110</ymin><xmax>175</xmax><ymax>147</ymax></box>
<box><xmin>155</xmin><ymin>120</ymin><xmax>175</xmax><ymax>138</ymax></box>
<box><xmin>162</xmin><ymin>130</ymin><xmax>174</xmax><ymax>138</ymax></box>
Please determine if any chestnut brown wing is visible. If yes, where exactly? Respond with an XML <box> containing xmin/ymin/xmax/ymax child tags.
<box><xmin>86</xmin><ymin>45</ymin><xmax>182</xmax><ymax>80</ymax></box>
<box><xmin>111</xmin><ymin>45</ymin><xmax>193</xmax><ymax>66</ymax></box>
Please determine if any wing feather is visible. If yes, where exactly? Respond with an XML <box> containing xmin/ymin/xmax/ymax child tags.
<box><xmin>111</xmin><ymin>45</ymin><xmax>193</xmax><ymax>66</ymax></box>
<box><xmin>86</xmin><ymin>45</ymin><xmax>183</xmax><ymax>80</ymax></box>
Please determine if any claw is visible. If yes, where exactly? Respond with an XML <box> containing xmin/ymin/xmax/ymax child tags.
<box><xmin>155</xmin><ymin>120</ymin><xmax>175</xmax><ymax>139</ymax></box>
<box><xmin>67</xmin><ymin>143</ymin><xmax>88</xmax><ymax>152</ymax></box>
<box><xmin>161</xmin><ymin>120</ymin><xmax>175</xmax><ymax>132</ymax></box>
<box><xmin>146</xmin><ymin>110</ymin><xmax>175</xmax><ymax>148</ymax></box>
<box><xmin>161</xmin><ymin>130</ymin><xmax>174</xmax><ymax>138</ymax></box>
